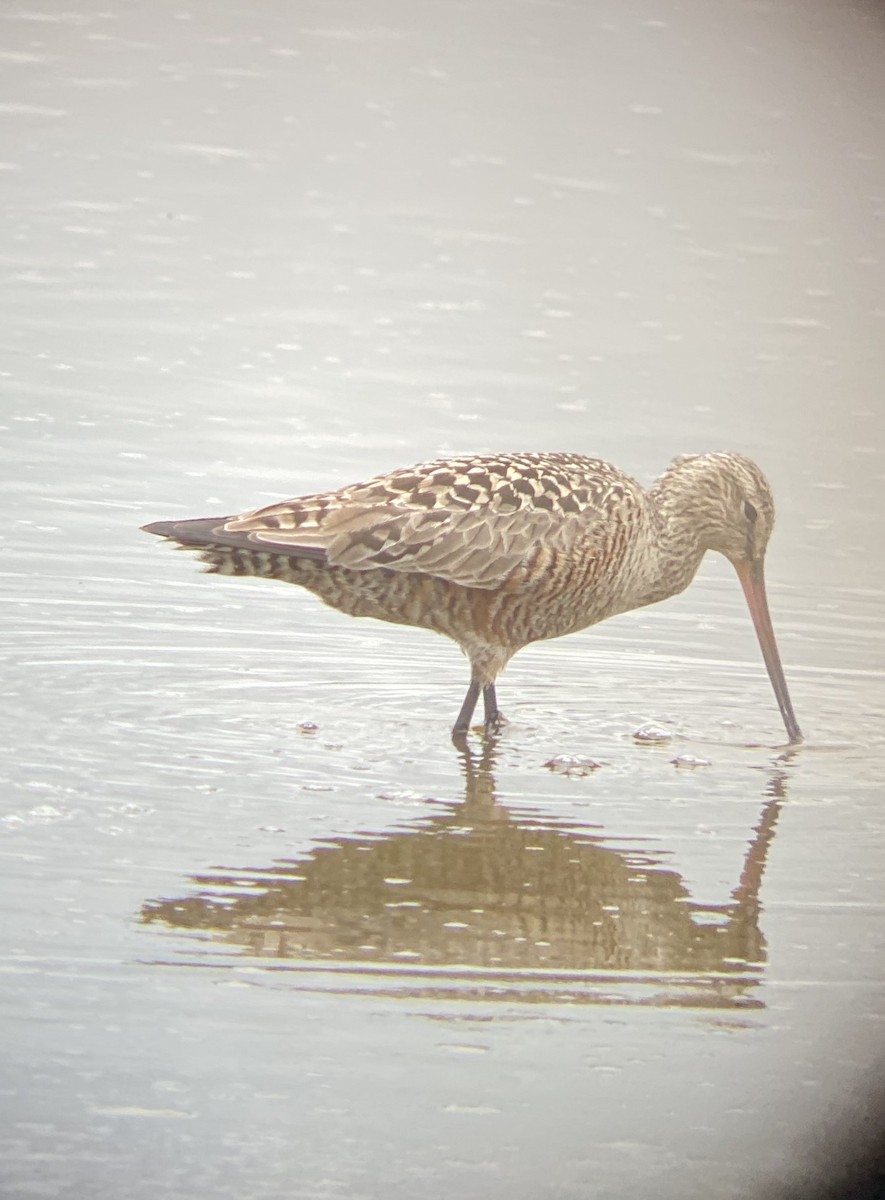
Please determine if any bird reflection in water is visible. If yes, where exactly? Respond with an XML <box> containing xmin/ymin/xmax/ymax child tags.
<box><xmin>142</xmin><ymin>743</ymin><xmax>791</xmax><ymax>1009</ymax></box>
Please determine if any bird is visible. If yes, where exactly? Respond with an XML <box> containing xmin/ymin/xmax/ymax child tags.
<box><xmin>142</xmin><ymin>450</ymin><xmax>802</xmax><ymax>744</ymax></box>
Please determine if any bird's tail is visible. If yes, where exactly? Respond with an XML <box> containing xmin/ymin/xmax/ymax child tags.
<box><xmin>142</xmin><ymin>517</ymin><xmax>318</xmax><ymax>584</ymax></box>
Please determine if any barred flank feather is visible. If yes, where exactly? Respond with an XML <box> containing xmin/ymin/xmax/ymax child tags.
<box><xmin>196</xmin><ymin>545</ymin><xmax>306</xmax><ymax>583</ymax></box>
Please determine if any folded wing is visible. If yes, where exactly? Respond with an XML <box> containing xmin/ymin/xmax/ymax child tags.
<box><xmin>146</xmin><ymin>453</ymin><xmax>634</xmax><ymax>591</ymax></box>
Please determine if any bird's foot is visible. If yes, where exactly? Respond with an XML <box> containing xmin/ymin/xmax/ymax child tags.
<box><xmin>482</xmin><ymin>710</ymin><xmax>508</xmax><ymax>734</ymax></box>
<box><xmin>450</xmin><ymin>711</ymin><xmax>507</xmax><ymax>746</ymax></box>
<box><xmin>451</xmin><ymin>681</ymin><xmax>506</xmax><ymax>744</ymax></box>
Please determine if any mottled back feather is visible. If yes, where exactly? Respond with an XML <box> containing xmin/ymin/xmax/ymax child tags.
<box><xmin>219</xmin><ymin>452</ymin><xmax>639</xmax><ymax>590</ymax></box>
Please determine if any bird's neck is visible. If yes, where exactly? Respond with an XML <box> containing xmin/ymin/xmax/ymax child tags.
<box><xmin>632</xmin><ymin>465</ymin><xmax>714</xmax><ymax>608</ymax></box>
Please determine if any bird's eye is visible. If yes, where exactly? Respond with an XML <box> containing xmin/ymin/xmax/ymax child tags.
<box><xmin>744</xmin><ymin>501</ymin><xmax>758</xmax><ymax>523</ymax></box>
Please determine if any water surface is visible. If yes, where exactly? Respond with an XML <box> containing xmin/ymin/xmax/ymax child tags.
<box><xmin>2</xmin><ymin>2</ymin><xmax>884</xmax><ymax>1198</ymax></box>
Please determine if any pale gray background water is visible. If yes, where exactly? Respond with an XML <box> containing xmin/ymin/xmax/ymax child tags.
<box><xmin>1</xmin><ymin>1</ymin><xmax>884</xmax><ymax>1198</ymax></box>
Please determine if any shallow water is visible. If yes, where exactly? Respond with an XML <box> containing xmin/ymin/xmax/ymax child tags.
<box><xmin>2</xmin><ymin>1</ymin><xmax>885</xmax><ymax>1198</ymax></box>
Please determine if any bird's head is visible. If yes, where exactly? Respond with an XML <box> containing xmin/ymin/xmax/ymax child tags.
<box><xmin>667</xmin><ymin>451</ymin><xmax>776</xmax><ymax>568</ymax></box>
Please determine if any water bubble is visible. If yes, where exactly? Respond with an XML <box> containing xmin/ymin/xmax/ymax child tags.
<box><xmin>544</xmin><ymin>754</ymin><xmax>604</xmax><ymax>776</ymax></box>
<box><xmin>633</xmin><ymin>722</ymin><xmax>672</xmax><ymax>743</ymax></box>
<box><xmin>671</xmin><ymin>754</ymin><xmax>712</xmax><ymax>769</ymax></box>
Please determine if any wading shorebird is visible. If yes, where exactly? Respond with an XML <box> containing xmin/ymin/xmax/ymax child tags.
<box><xmin>142</xmin><ymin>450</ymin><xmax>802</xmax><ymax>744</ymax></box>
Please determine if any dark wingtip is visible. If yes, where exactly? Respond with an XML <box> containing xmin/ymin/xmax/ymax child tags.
<box><xmin>141</xmin><ymin>520</ymin><xmax>179</xmax><ymax>538</ymax></box>
<box><xmin>139</xmin><ymin>515</ymin><xmax>327</xmax><ymax>560</ymax></box>
<box><xmin>139</xmin><ymin>515</ymin><xmax>264</xmax><ymax>552</ymax></box>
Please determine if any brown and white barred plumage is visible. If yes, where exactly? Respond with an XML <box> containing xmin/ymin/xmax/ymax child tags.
<box><xmin>143</xmin><ymin>450</ymin><xmax>801</xmax><ymax>742</ymax></box>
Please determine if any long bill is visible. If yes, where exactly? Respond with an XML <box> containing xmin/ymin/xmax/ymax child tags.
<box><xmin>734</xmin><ymin>559</ymin><xmax>803</xmax><ymax>744</ymax></box>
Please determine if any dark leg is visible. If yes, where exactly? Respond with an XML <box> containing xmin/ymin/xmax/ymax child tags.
<box><xmin>452</xmin><ymin>679</ymin><xmax>481</xmax><ymax>740</ymax></box>
<box><xmin>482</xmin><ymin>683</ymin><xmax>504</xmax><ymax>730</ymax></box>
